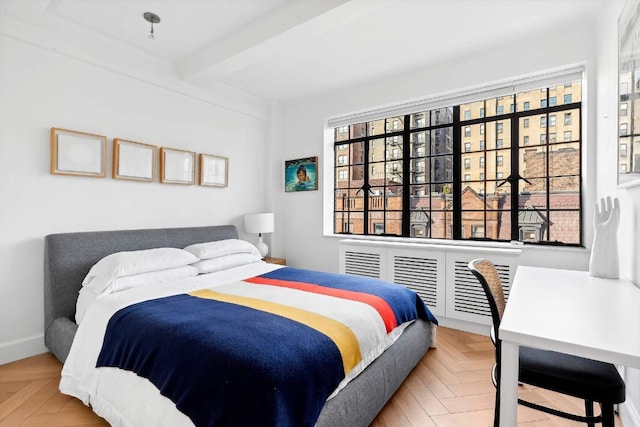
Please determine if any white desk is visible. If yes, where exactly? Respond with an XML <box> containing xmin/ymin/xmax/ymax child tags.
<box><xmin>499</xmin><ymin>266</ymin><xmax>640</xmax><ymax>425</ymax></box>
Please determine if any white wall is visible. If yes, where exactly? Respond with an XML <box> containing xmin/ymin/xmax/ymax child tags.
<box><xmin>596</xmin><ymin>2</ymin><xmax>640</xmax><ymax>425</ymax></box>
<box><xmin>281</xmin><ymin>14</ymin><xmax>597</xmax><ymax>273</ymax></box>
<box><xmin>0</xmin><ymin>35</ymin><xmax>271</xmax><ymax>364</ymax></box>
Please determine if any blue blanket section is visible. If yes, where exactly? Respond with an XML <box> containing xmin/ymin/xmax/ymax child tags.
<box><xmin>259</xmin><ymin>267</ymin><xmax>438</xmax><ymax>325</ymax></box>
<box><xmin>96</xmin><ymin>294</ymin><xmax>345</xmax><ymax>427</ymax></box>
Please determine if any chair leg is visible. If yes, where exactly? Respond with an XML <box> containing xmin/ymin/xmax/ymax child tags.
<box><xmin>493</xmin><ymin>387</ymin><xmax>500</xmax><ymax>427</ymax></box>
<box><xmin>601</xmin><ymin>403</ymin><xmax>615</xmax><ymax>427</ymax></box>
<box><xmin>585</xmin><ymin>400</ymin><xmax>594</xmax><ymax>427</ymax></box>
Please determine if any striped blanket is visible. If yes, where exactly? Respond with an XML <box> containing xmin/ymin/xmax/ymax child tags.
<box><xmin>96</xmin><ymin>267</ymin><xmax>436</xmax><ymax>427</ymax></box>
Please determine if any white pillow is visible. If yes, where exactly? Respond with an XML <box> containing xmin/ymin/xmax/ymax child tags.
<box><xmin>83</xmin><ymin>247</ymin><xmax>198</xmax><ymax>285</ymax></box>
<box><xmin>84</xmin><ymin>265</ymin><xmax>199</xmax><ymax>294</ymax></box>
<box><xmin>192</xmin><ymin>253</ymin><xmax>262</xmax><ymax>274</ymax></box>
<box><xmin>184</xmin><ymin>239</ymin><xmax>261</xmax><ymax>260</ymax></box>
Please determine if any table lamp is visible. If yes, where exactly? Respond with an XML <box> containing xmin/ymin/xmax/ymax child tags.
<box><xmin>244</xmin><ymin>212</ymin><xmax>274</xmax><ymax>258</ymax></box>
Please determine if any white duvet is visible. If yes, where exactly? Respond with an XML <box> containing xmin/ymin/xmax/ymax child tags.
<box><xmin>60</xmin><ymin>262</ymin><xmax>415</xmax><ymax>427</ymax></box>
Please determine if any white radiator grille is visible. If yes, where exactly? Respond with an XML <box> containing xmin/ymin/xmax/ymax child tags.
<box><xmin>343</xmin><ymin>250</ymin><xmax>382</xmax><ymax>278</ymax></box>
<box><xmin>392</xmin><ymin>255</ymin><xmax>439</xmax><ymax>307</ymax></box>
<box><xmin>452</xmin><ymin>260</ymin><xmax>511</xmax><ymax>317</ymax></box>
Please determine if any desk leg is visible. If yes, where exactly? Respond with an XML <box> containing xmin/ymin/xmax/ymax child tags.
<box><xmin>500</xmin><ymin>341</ymin><xmax>519</xmax><ymax>426</ymax></box>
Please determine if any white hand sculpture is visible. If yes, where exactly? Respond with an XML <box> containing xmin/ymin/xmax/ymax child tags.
<box><xmin>588</xmin><ymin>196</ymin><xmax>620</xmax><ymax>279</ymax></box>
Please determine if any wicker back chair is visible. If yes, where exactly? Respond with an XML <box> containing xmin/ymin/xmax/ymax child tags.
<box><xmin>468</xmin><ymin>259</ymin><xmax>625</xmax><ymax>427</ymax></box>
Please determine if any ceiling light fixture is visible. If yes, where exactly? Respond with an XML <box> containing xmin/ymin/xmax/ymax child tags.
<box><xmin>143</xmin><ymin>12</ymin><xmax>161</xmax><ymax>40</ymax></box>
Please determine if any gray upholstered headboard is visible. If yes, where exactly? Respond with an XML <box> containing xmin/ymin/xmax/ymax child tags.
<box><xmin>44</xmin><ymin>225</ymin><xmax>238</xmax><ymax>362</ymax></box>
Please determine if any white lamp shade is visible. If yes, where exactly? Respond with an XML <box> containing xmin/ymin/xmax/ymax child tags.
<box><xmin>244</xmin><ymin>213</ymin><xmax>274</xmax><ymax>234</ymax></box>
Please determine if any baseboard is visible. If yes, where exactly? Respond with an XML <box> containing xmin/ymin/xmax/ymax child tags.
<box><xmin>436</xmin><ymin>316</ymin><xmax>491</xmax><ymax>336</ymax></box>
<box><xmin>0</xmin><ymin>333</ymin><xmax>47</xmax><ymax>365</ymax></box>
<box><xmin>621</xmin><ymin>398</ymin><xmax>640</xmax><ymax>427</ymax></box>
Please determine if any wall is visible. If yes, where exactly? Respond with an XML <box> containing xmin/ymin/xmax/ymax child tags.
<box><xmin>281</xmin><ymin>14</ymin><xmax>597</xmax><ymax>273</ymax></box>
<box><xmin>596</xmin><ymin>1</ymin><xmax>640</xmax><ymax>425</ymax></box>
<box><xmin>0</xmin><ymin>35</ymin><xmax>270</xmax><ymax>364</ymax></box>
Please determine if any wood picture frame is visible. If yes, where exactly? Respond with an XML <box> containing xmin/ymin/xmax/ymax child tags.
<box><xmin>113</xmin><ymin>139</ymin><xmax>156</xmax><ymax>182</ymax></box>
<box><xmin>159</xmin><ymin>147</ymin><xmax>196</xmax><ymax>185</ymax></box>
<box><xmin>199</xmin><ymin>154</ymin><xmax>228</xmax><ymax>187</ymax></box>
<box><xmin>285</xmin><ymin>156</ymin><xmax>318</xmax><ymax>192</ymax></box>
<box><xmin>50</xmin><ymin>128</ymin><xmax>107</xmax><ymax>178</ymax></box>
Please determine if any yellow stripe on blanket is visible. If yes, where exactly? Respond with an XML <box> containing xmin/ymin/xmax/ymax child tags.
<box><xmin>190</xmin><ymin>289</ymin><xmax>362</xmax><ymax>374</ymax></box>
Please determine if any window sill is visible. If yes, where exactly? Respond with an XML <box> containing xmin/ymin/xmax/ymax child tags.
<box><xmin>325</xmin><ymin>232</ymin><xmax>589</xmax><ymax>256</ymax></box>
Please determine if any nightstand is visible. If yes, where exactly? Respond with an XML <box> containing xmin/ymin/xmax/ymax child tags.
<box><xmin>263</xmin><ymin>257</ymin><xmax>286</xmax><ymax>266</ymax></box>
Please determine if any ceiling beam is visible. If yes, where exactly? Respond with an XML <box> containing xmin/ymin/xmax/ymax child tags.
<box><xmin>176</xmin><ymin>0</ymin><xmax>364</xmax><ymax>84</ymax></box>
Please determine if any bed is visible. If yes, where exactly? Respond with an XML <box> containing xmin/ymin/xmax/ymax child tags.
<box><xmin>44</xmin><ymin>225</ymin><xmax>436</xmax><ymax>427</ymax></box>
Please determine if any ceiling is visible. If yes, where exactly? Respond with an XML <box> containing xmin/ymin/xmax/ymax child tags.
<box><xmin>0</xmin><ymin>0</ymin><xmax>605</xmax><ymax>104</ymax></box>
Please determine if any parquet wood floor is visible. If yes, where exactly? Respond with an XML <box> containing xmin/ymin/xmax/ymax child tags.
<box><xmin>0</xmin><ymin>327</ymin><xmax>623</xmax><ymax>426</ymax></box>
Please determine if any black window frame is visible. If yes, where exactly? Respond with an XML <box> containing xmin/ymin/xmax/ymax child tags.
<box><xmin>332</xmin><ymin>82</ymin><xmax>583</xmax><ymax>247</ymax></box>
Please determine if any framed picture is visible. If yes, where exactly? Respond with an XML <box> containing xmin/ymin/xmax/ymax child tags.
<box><xmin>50</xmin><ymin>128</ymin><xmax>107</xmax><ymax>178</ymax></box>
<box><xmin>113</xmin><ymin>139</ymin><xmax>156</xmax><ymax>182</ymax></box>
<box><xmin>618</xmin><ymin>0</ymin><xmax>640</xmax><ymax>187</ymax></box>
<box><xmin>160</xmin><ymin>147</ymin><xmax>196</xmax><ymax>185</ymax></box>
<box><xmin>285</xmin><ymin>156</ymin><xmax>318</xmax><ymax>192</ymax></box>
<box><xmin>199</xmin><ymin>154</ymin><xmax>228</xmax><ymax>187</ymax></box>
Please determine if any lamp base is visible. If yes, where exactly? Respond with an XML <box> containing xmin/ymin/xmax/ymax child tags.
<box><xmin>256</xmin><ymin>235</ymin><xmax>269</xmax><ymax>258</ymax></box>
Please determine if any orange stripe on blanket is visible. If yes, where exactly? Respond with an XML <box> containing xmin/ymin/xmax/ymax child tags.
<box><xmin>189</xmin><ymin>289</ymin><xmax>362</xmax><ymax>375</ymax></box>
<box><xmin>244</xmin><ymin>277</ymin><xmax>398</xmax><ymax>333</ymax></box>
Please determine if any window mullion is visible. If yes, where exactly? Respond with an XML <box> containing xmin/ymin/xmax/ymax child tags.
<box><xmin>402</xmin><ymin>115</ymin><xmax>411</xmax><ymax>237</ymax></box>
<box><xmin>363</xmin><ymin>136</ymin><xmax>370</xmax><ymax>235</ymax></box>
<box><xmin>510</xmin><ymin>115</ymin><xmax>520</xmax><ymax>241</ymax></box>
<box><xmin>452</xmin><ymin>106</ymin><xmax>462</xmax><ymax>240</ymax></box>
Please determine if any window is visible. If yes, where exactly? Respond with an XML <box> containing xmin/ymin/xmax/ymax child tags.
<box><xmin>621</xmin><ymin>143</ymin><xmax>628</xmax><ymax>157</ymax></box>
<box><xmin>497</xmin><ymin>105</ymin><xmax>504</xmax><ymax>115</ymax></box>
<box><xmin>564</xmin><ymin>112</ymin><xmax>572</xmax><ymax>125</ymax></box>
<box><xmin>470</xmin><ymin>225</ymin><xmax>485</xmax><ymax>238</ymax></box>
<box><xmin>620</xmin><ymin>103</ymin><xmax>628</xmax><ymax>117</ymax></box>
<box><xmin>332</xmin><ymin>77</ymin><xmax>583</xmax><ymax>246</ymax></box>
<box><xmin>564</xmin><ymin>94</ymin><xmax>572</xmax><ymax>104</ymax></box>
<box><xmin>620</xmin><ymin>123</ymin><xmax>628</xmax><ymax>136</ymax></box>
<box><xmin>338</xmin><ymin>126</ymin><xmax>348</xmax><ymax>134</ymax></box>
